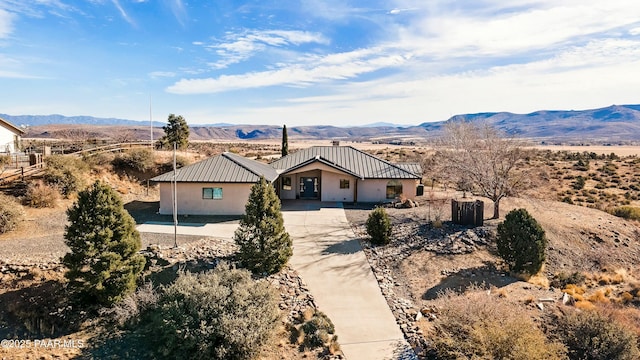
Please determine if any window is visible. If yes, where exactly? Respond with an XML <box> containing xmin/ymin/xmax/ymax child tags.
<box><xmin>203</xmin><ymin>187</ymin><xmax>223</xmax><ymax>200</ymax></box>
<box><xmin>282</xmin><ymin>176</ymin><xmax>292</xmax><ymax>191</ymax></box>
<box><xmin>386</xmin><ymin>180</ymin><xmax>403</xmax><ymax>199</ymax></box>
<box><xmin>340</xmin><ymin>179</ymin><xmax>350</xmax><ymax>189</ymax></box>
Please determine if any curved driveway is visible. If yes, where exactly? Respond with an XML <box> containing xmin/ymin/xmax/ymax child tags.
<box><xmin>282</xmin><ymin>201</ymin><xmax>412</xmax><ymax>360</ymax></box>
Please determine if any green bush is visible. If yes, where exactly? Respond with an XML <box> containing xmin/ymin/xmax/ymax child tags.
<box><xmin>550</xmin><ymin>271</ymin><xmax>586</xmax><ymax>289</ymax></box>
<box><xmin>301</xmin><ymin>310</ymin><xmax>337</xmax><ymax>348</ymax></box>
<box><xmin>431</xmin><ymin>290</ymin><xmax>567</xmax><ymax>359</ymax></box>
<box><xmin>366</xmin><ymin>207</ymin><xmax>392</xmax><ymax>245</ymax></box>
<box><xmin>24</xmin><ymin>181</ymin><xmax>59</xmax><ymax>208</ymax></box>
<box><xmin>159</xmin><ymin>155</ymin><xmax>190</xmax><ymax>173</ymax></box>
<box><xmin>608</xmin><ymin>206</ymin><xmax>640</xmax><ymax>221</ymax></box>
<box><xmin>234</xmin><ymin>177</ymin><xmax>292</xmax><ymax>275</ymax></box>
<box><xmin>139</xmin><ymin>264</ymin><xmax>280</xmax><ymax>360</ymax></box>
<box><xmin>497</xmin><ymin>208</ymin><xmax>547</xmax><ymax>275</ymax></box>
<box><xmin>556</xmin><ymin>310</ymin><xmax>640</xmax><ymax>360</ymax></box>
<box><xmin>44</xmin><ymin>155</ymin><xmax>87</xmax><ymax>196</ymax></box>
<box><xmin>112</xmin><ymin>149</ymin><xmax>155</xmax><ymax>173</ymax></box>
<box><xmin>0</xmin><ymin>194</ymin><xmax>24</xmax><ymax>233</ymax></box>
<box><xmin>572</xmin><ymin>176</ymin><xmax>586</xmax><ymax>190</ymax></box>
<box><xmin>62</xmin><ymin>181</ymin><xmax>145</xmax><ymax>306</ymax></box>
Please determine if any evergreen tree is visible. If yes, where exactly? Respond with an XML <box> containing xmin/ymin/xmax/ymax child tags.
<box><xmin>62</xmin><ymin>181</ymin><xmax>145</xmax><ymax>305</ymax></box>
<box><xmin>161</xmin><ymin>113</ymin><xmax>190</xmax><ymax>150</ymax></box>
<box><xmin>234</xmin><ymin>177</ymin><xmax>292</xmax><ymax>275</ymax></box>
<box><xmin>366</xmin><ymin>207</ymin><xmax>392</xmax><ymax>245</ymax></box>
<box><xmin>496</xmin><ymin>208</ymin><xmax>547</xmax><ymax>275</ymax></box>
<box><xmin>281</xmin><ymin>125</ymin><xmax>289</xmax><ymax>157</ymax></box>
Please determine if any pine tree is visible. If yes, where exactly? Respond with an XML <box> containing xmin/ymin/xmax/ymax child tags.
<box><xmin>161</xmin><ymin>113</ymin><xmax>190</xmax><ymax>150</ymax></box>
<box><xmin>366</xmin><ymin>207</ymin><xmax>392</xmax><ymax>245</ymax></box>
<box><xmin>496</xmin><ymin>208</ymin><xmax>547</xmax><ymax>275</ymax></box>
<box><xmin>281</xmin><ymin>125</ymin><xmax>289</xmax><ymax>157</ymax></box>
<box><xmin>234</xmin><ymin>177</ymin><xmax>292</xmax><ymax>275</ymax></box>
<box><xmin>62</xmin><ymin>181</ymin><xmax>146</xmax><ymax>305</ymax></box>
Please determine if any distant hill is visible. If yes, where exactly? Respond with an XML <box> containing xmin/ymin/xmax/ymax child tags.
<box><xmin>421</xmin><ymin>105</ymin><xmax>640</xmax><ymax>142</ymax></box>
<box><xmin>11</xmin><ymin>104</ymin><xmax>640</xmax><ymax>143</ymax></box>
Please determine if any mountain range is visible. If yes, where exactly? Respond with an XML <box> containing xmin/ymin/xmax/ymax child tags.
<box><xmin>5</xmin><ymin>104</ymin><xmax>640</xmax><ymax>143</ymax></box>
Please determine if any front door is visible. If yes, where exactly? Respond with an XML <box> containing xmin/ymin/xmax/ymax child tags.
<box><xmin>301</xmin><ymin>177</ymin><xmax>319</xmax><ymax>198</ymax></box>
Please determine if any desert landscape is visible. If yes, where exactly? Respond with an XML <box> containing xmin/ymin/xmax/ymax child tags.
<box><xmin>1</xmin><ymin>126</ymin><xmax>640</xmax><ymax>359</ymax></box>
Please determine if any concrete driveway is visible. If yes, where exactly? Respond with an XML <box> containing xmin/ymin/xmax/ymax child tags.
<box><xmin>282</xmin><ymin>201</ymin><xmax>412</xmax><ymax>360</ymax></box>
<box><xmin>136</xmin><ymin>220</ymin><xmax>239</xmax><ymax>239</ymax></box>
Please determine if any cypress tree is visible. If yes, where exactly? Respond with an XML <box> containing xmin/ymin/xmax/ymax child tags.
<box><xmin>234</xmin><ymin>177</ymin><xmax>292</xmax><ymax>275</ymax></box>
<box><xmin>281</xmin><ymin>125</ymin><xmax>289</xmax><ymax>157</ymax></box>
<box><xmin>62</xmin><ymin>181</ymin><xmax>146</xmax><ymax>305</ymax></box>
<box><xmin>496</xmin><ymin>208</ymin><xmax>547</xmax><ymax>275</ymax></box>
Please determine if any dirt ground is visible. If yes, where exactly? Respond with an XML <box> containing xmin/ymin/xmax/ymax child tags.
<box><xmin>345</xmin><ymin>193</ymin><xmax>640</xmax><ymax>354</ymax></box>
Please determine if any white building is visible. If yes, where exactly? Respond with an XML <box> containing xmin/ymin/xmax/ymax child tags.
<box><xmin>0</xmin><ymin>117</ymin><xmax>24</xmax><ymax>153</ymax></box>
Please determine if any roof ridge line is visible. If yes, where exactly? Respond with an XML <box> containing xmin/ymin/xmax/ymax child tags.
<box><xmin>222</xmin><ymin>152</ymin><xmax>265</xmax><ymax>178</ymax></box>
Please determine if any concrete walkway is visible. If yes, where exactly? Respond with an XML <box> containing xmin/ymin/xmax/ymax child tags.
<box><xmin>282</xmin><ymin>201</ymin><xmax>411</xmax><ymax>360</ymax></box>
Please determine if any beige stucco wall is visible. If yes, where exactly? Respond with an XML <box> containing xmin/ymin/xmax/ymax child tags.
<box><xmin>321</xmin><ymin>171</ymin><xmax>355</xmax><ymax>202</ymax></box>
<box><xmin>357</xmin><ymin>179</ymin><xmax>419</xmax><ymax>203</ymax></box>
<box><xmin>0</xmin><ymin>125</ymin><xmax>19</xmax><ymax>153</ymax></box>
<box><xmin>159</xmin><ymin>182</ymin><xmax>252</xmax><ymax>216</ymax></box>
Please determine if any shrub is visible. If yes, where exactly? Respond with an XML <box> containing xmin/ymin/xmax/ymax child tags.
<box><xmin>556</xmin><ymin>309</ymin><xmax>640</xmax><ymax>360</ymax></box>
<box><xmin>234</xmin><ymin>177</ymin><xmax>292</xmax><ymax>275</ymax></box>
<box><xmin>24</xmin><ymin>181</ymin><xmax>59</xmax><ymax>208</ymax></box>
<box><xmin>44</xmin><ymin>155</ymin><xmax>87</xmax><ymax>196</ymax></box>
<box><xmin>366</xmin><ymin>207</ymin><xmax>392</xmax><ymax>245</ymax></box>
<box><xmin>111</xmin><ymin>149</ymin><xmax>155</xmax><ymax>173</ymax></box>
<box><xmin>159</xmin><ymin>155</ymin><xmax>191</xmax><ymax>173</ymax></box>
<box><xmin>551</xmin><ymin>271</ymin><xmax>586</xmax><ymax>289</ymax></box>
<box><xmin>101</xmin><ymin>282</ymin><xmax>159</xmax><ymax>327</ymax></box>
<box><xmin>138</xmin><ymin>264</ymin><xmax>280</xmax><ymax>360</ymax></box>
<box><xmin>431</xmin><ymin>290</ymin><xmax>567</xmax><ymax>359</ymax></box>
<box><xmin>497</xmin><ymin>208</ymin><xmax>547</xmax><ymax>275</ymax></box>
<box><xmin>62</xmin><ymin>181</ymin><xmax>145</xmax><ymax>306</ymax></box>
<box><xmin>0</xmin><ymin>194</ymin><xmax>24</xmax><ymax>233</ymax></box>
<box><xmin>300</xmin><ymin>310</ymin><xmax>337</xmax><ymax>348</ymax></box>
<box><xmin>572</xmin><ymin>176</ymin><xmax>586</xmax><ymax>190</ymax></box>
<box><xmin>608</xmin><ymin>206</ymin><xmax>640</xmax><ymax>221</ymax></box>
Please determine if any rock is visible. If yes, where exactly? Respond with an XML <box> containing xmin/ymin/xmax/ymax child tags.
<box><xmin>538</xmin><ymin>298</ymin><xmax>555</xmax><ymax>303</ymax></box>
<box><xmin>562</xmin><ymin>292</ymin><xmax>575</xmax><ymax>306</ymax></box>
<box><xmin>415</xmin><ymin>311</ymin><xmax>423</xmax><ymax>322</ymax></box>
<box><xmin>536</xmin><ymin>303</ymin><xmax>544</xmax><ymax>311</ymax></box>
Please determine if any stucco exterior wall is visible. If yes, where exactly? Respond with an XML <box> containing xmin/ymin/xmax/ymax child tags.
<box><xmin>0</xmin><ymin>125</ymin><xmax>19</xmax><ymax>153</ymax></box>
<box><xmin>320</xmin><ymin>171</ymin><xmax>355</xmax><ymax>202</ymax></box>
<box><xmin>356</xmin><ymin>179</ymin><xmax>418</xmax><ymax>203</ymax></box>
<box><xmin>158</xmin><ymin>182</ymin><xmax>252</xmax><ymax>216</ymax></box>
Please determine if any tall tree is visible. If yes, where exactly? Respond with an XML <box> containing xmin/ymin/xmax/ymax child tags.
<box><xmin>234</xmin><ymin>177</ymin><xmax>292</xmax><ymax>275</ymax></box>
<box><xmin>62</xmin><ymin>181</ymin><xmax>145</xmax><ymax>305</ymax></box>
<box><xmin>281</xmin><ymin>125</ymin><xmax>289</xmax><ymax>157</ymax></box>
<box><xmin>161</xmin><ymin>114</ymin><xmax>190</xmax><ymax>150</ymax></box>
<box><xmin>436</xmin><ymin>121</ymin><xmax>528</xmax><ymax>219</ymax></box>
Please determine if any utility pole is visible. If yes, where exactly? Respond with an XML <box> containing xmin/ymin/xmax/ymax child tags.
<box><xmin>173</xmin><ymin>142</ymin><xmax>178</xmax><ymax>248</ymax></box>
<box><xmin>149</xmin><ymin>95</ymin><xmax>154</xmax><ymax>149</ymax></box>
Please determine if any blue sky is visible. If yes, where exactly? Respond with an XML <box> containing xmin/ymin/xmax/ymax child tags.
<box><xmin>1</xmin><ymin>1</ymin><xmax>640</xmax><ymax>126</ymax></box>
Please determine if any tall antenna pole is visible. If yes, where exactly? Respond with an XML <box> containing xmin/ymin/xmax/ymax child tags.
<box><xmin>173</xmin><ymin>142</ymin><xmax>178</xmax><ymax>248</ymax></box>
<box><xmin>149</xmin><ymin>95</ymin><xmax>154</xmax><ymax>149</ymax></box>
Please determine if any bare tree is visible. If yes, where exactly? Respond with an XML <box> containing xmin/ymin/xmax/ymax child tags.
<box><xmin>436</xmin><ymin>121</ymin><xmax>528</xmax><ymax>219</ymax></box>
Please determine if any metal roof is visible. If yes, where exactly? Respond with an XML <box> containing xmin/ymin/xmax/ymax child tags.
<box><xmin>0</xmin><ymin>117</ymin><xmax>25</xmax><ymax>135</ymax></box>
<box><xmin>151</xmin><ymin>152</ymin><xmax>279</xmax><ymax>183</ymax></box>
<box><xmin>270</xmin><ymin>146</ymin><xmax>421</xmax><ymax>179</ymax></box>
<box><xmin>395</xmin><ymin>162</ymin><xmax>423</xmax><ymax>177</ymax></box>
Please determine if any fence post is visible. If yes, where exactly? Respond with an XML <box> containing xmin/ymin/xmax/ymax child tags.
<box><xmin>21</xmin><ymin>167</ymin><xmax>24</xmax><ymax>182</ymax></box>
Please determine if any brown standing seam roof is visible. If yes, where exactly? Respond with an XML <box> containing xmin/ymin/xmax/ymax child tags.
<box><xmin>0</xmin><ymin>117</ymin><xmax>25</xmax><ymax>135</ymax></box>
<box><xmin>151</xmin><ymin>152</ymin><xmax>279</xmax><ymax>183</ymax></box>
<box><xmin>270</xmin><ymin>146</ymin><xmax>421</xmax><ymax>179</ymax></box>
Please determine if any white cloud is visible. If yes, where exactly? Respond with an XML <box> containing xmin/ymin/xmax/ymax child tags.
<box><xmin>0</xmin><ymin>9</ymin><xmax>15</xmax><ymax>39</ymax></box>
<box><xmin>167</xmin><ymin>45</ymin><xmax>408</xmax><ymax>94</ymax></box>
<box><xmin>111</xmin><ymin>0</ymin><xmax>136</xmax><ymax>27</ymax></box>
<box><xmin>204</xmin><ymin>29</ymin><xmax>329</xmax><ymax>69</ymax></box>
<box><xmin>149</xmin><ymin>71</ymin><xmax>176</xmax><ymax>79</ymax></box>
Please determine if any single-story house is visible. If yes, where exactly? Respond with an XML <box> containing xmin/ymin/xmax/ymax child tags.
<box><xmin>151</xmin><ymin>146</ymin><xmax>422</xmax><ymax>216</ymax></box>
<box><xmin>152</xmin><ymin>152</ymin><xmax>279</xmax><ymax>215</ymax></box>
<box><xmin>0</xmin><ymin>117</ymin><xmax>24</xmax><ymax>153</ymax></box>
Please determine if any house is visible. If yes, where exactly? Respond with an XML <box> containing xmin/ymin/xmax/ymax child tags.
<box><xmin>270</xmin><ymin>146</ymin><xmax>421</xmax><ymax>203</ymax></box>
<box><xmin>151</xmin><ymin>146</ymin><xmax>422</xmax><ymax>215</ymax></box>
<box><xmin>151</xmin><ymin>152</ymin><xmax>279</xmax><ymax>215</ymax></box>
<box><xmin>0</xmin><ymin>117</ymin><xmax>24</xmax><ymax>153</ymax></box>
